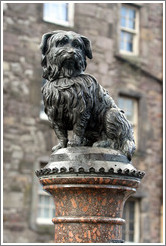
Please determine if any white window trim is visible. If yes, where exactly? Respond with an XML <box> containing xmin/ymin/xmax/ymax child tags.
<box><xmin>134</xmin><ymin>200</ymin><xmax>140</xmax><ymax>243</ymax></box>
<box><xmin>120</xmin><ymin>4</ymin><xmax>139</xmax><ymax>56</ymax></box>
<box><xmin>36</xmin><ymin>217</ymin><xmax>53</xmax><ymax>225</ymax></box>
<box><xmin>43</xmin><ymin>3</ymin><xmax>74</xmax><ymax>27</ymax></box>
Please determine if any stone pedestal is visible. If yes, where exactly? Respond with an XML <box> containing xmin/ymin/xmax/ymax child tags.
<box><xmin>36</xmin><ymin>147</ymin><xmax>145</xmax><ymax>243</ymax></box>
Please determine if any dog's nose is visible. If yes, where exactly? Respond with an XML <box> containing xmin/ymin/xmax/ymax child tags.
<box><xmin>68</xmin><ymin>48</ymin><xmax>75</xmax><ymax>54</ymax></box>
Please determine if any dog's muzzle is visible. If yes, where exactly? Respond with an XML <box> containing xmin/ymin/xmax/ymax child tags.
<box><xmin>61</xmin><ymin>52</ymin><xmax>81</xmax><ymax>67</ymax></box>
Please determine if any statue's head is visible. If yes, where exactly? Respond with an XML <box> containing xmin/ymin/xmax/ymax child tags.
<box><xmin>40</xmin><ymin>30</ymin><xmax>93</xmax><ymax>80</ymax></box>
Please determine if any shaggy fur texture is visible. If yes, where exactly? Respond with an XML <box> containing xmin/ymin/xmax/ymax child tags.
<box><xmin>40</xmin><ymin>30</ymin><xmax>136</xmax><ymax>160</ymax></box>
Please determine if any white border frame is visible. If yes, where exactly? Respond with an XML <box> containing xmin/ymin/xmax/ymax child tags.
<box><xmin>1</xmin><ymin>1</ymin><xmax>165</xmax><ymax>245</ymax></box>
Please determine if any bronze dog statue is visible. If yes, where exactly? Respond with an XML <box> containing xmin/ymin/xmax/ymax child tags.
<box><xmin>40</xmin><ymin>30</ymin><xmax>136</xmax><ymax>160</ymax></box>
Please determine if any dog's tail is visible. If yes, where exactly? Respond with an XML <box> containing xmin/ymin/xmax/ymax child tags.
<box><xmin>105</xmin><ymin>108</ymin><xmax>136</xmax><ymax>160</ymax></box>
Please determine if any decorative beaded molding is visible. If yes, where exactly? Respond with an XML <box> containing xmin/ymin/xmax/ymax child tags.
<box><xmin>35</xmin><ymin>167</ymin><xmax>145</xmax><ymax>179</ymax></box>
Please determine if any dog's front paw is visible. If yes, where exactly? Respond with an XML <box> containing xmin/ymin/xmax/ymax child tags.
<box><xmin>69</xmin><ymin>141</ymin><xmax>81</xmax><ymax>147</ymax></box>
<box><xmin>52</xmin><ymin>143</ymin><xmax>67</xmax><ymax>152</ymax></box>
<box><xmin>69</xmin><ymin>135</ymin><xmax>82</xmax><ymax>147</ymax></box>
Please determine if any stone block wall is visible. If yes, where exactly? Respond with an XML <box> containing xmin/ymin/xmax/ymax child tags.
<box><xmin>3</xmin><ymin>2</ymin><xmax>163</xmax><ymax>243</ymax></box>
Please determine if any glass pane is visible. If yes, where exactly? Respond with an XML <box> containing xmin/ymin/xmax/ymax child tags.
<box><xmin>50</xmin><ymin>198</ymin><xmax>54</xmax><ymax>206</ymax></box>
<box><xmin>43</xmin><ymin>208</ymin><xmax>49</xmax><ymax>218</ymax></box>
<box><xmin>41</xmin><ymin>101</ymin><xmax>45</xmax><ymax>112</ymax></box>
<box><xmin>118</xmin><ymin>97</ymin><xmax>134</xmax><ymax>122</ymax></box>
<box><xmin>129</xmin><ymin>232</ymin><xmax>134</xmax><ymax>242</ymax></box>
<box><xmin>38</xmin><ymin>207</ymin><xmax>42</xmax><ymax>217</ymax></box>
<box><xmin>126</xmin><ymin>32</ymin><xmax>133</xmax><ymax>42</ymax></box>
<box><xmin>121</xmin><ymin>6</ymin><xmax>126</xmax><ymax>17</ymax></box>
<box><xmin>42</xmin><ymin>79</ymin><xmax>46</xmax><ymax>87</ymax></box>
<box><xmin>52</xmin><ymin>208</ymin><xmax>55</xmax><ymax>217</ymax></box>
<box><xmin>123</xmin><ymin>209</ymin><xmax>126</xmax><ymax>219</ymax></box>
<box><xmin>120</xmin><ymin>31</ymin><xmax>126</xmax><ymax>51</ymax></box>
<box><xmin>122</xmin><ymin>201</ymin><xmax>137</xmax><ymax>242</ymax></box>
<box><xmin>129</xmin><ymin>222</ymin><xmax>134</xmax><ymax>231</ymax></box>
<box><xmin>121</xmin><ymin>6</ymin><xmax>136</xmax><ymax>29</ymax></box>
<box><xmin>121</xmin><ymin>31</ymin><xmax>124</xmax><ymax>38</ymax></box>
<box><xmin>121</xmin><ymin>17</ymin><xmax>126</xmax><ymax>27</ymax></box>
<box><xmin>39</xmin><ymin>195</ymin><xmax>45</xmax><ymax>205</ymax></box>
<box><xmin>44</xmin><ymin>196</ymin><xmax>50</xmax><ymax>205</ymax></box>
<box><xmin>38</xmin><ymin>194</ymin><xmax>56</xmax><ymax>219</ymax></box>
<box><xmin>118</xmin><ymin>97</ymin><xmax>124</xmax><ymax>110</ymax></box>
<box><xmin>38</xmin><ymin>183</ymin><xmax>43</xmax><ymax>191</ymax></box>
<box><xmin>54</xmin><ymin>3</ymin><xmax>68</xmax><ymax>21</ymax></box>
<box><xmin>129</xmin><ymin>201</ymin><xmax>135</xmax><ymax>211</ymax></box>
<box><xmin>126</xmin><ymin>113</ymin><xmax>133</xmax><ymax>122</ymax></box>
<box><xmin>126</xmin><ymin>99</ymin><xmax>133</xmax><ymax>111</ymax></box>
<box><xmin>129</xmin><ymin>202</ymin><xmax>135</xmax><ymax>218</ymax></box>
<box><xmin>126</xmin><ymin>40</ymin><xmax>133</xmax><ymax>52</ymax></box>
<box><xmin>120</xmin><ymin>31</ymin><xmax>134</xmax><ymax>52</ymax></box>
<box><xmin>122</xmin><ymin>226</ymin><xmax>126</xmax><ymax>241</ymax></box>
<box><xmin>129</xmin><ymin>19</ymin><xmax>135</xmax><ymax>29</ymax></box>
<box><xmin>65</xmin><ymin>3</ymin><xmax>69</xmax><ymax>21</ymax></box>
<box><xmin>43</xmin><ymin>3</ymin><xmax>68</xmax><ymax>22</ymax></box>
<box><xmin>120</xmin><ymin>41</ymin><xmax>125</xmax><ymax>51</ymax></box>
<box><xmin>129</xmin><ymin>9</ymin><xmax>136</xmax><ymax>19</ymax></box>
<box><xmin>38</xmin><ymin>195</ymin><xmax>42</xmax><ymax>204</ymax></box>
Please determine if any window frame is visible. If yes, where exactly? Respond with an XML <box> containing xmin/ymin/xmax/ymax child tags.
<box><xmin>36</xmin><ymin>184</ymin><xmax>55</xmax><ymax>225</ymax></box>
<box><xmin>122</xmin><ymin>199</ymin><xmax>140</xmax><ymax>243</ymax></box>
<box><xmin>36</xmin><ymin>162</ymin><xmax>55</xmax><ymax>225</ymax></box>
<box><xmin>118</xmin><ymin>95</ymin><xmax>138</xmax><ymax>146</ymax></box>
<box><xmin>30</xmin><ymin>158</ymin><xmax>55</xmax><ymax>230</ymax></box>
<box><xmin>119</xmin><ymin>4</ymin><xmax>139</xmax><ymax>56</ymax></box>
<box><xmin>43</xmin><ymin>2</ymin><xmax>74</xmax><ymax>27</ymax></box>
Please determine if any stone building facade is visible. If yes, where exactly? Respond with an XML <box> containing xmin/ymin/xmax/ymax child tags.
<box><xmin>3</xmin><ymin>2</ymin><xmax>163</xmax><ymax>243</ymax></box>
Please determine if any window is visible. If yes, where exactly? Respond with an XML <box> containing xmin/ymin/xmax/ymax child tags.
<box><xmin>120</xmin><ymin>4</ymin><xmax>139</xmax><ymax>55</ymax></box>
<box><xmin>43</xmin><ymin>3</ymin><xmax>74</xmax><ymax>27</ymax></box>
<box><xmin>118</xmin><ymin>96</ymin><xmax>138</xmax><ymax>145</ymax></box>
<box><xmin>36</xmin><ymin>162</ymin><xmax>55</xmax><ymax>225</ymax></box>
<box><xmin>30</xmin><ymin>159</ymin><xmax>55</xmax><ymax>230</ymax></box>
<box><xmin>37</xmin><ymin>183</ymin><xmax>55</xmax><ymax>224</ymax></box>
<box><xmin>122</xmin><ymin>199</ymin><xmax>140</xmax><ymax>243</ymax></box>
<box><xmin>40</xmin><ymin>79</ymin><xmax>48</xmax><ymax>120</ymax></box>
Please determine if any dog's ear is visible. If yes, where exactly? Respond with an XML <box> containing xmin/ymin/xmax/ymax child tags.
<box><xmin>40</xmin><ymin>30</ymin><xmax>65</xmax><ymax>55</ymax></box>
<box><xmin>80</xmin><ymin>36</ymin><xmax>93</xmax><ymax>59</ymax></box>
<box><xmin>40</xmin><ymin>32</ymin><xmax>55</xmax><ymax>55</ymax></box>
<box><xmin>40</xmin><ymin>32</ymin><xmax>54</xmax><ymax>75</ymax></box>
<box><xmin>40</xmin><ymin>31</ymin><xmax>63</xmax><ymax>79</ymax></box>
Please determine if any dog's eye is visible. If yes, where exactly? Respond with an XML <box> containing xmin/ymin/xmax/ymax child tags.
<box><xmin>56</xmin><ymin>41</ymin><xmax>64</xmax><ymax>47</ymax></box>
<box><xmin>56</xmin><ymin>39</ymin><xmax>68</xmax><ymax>47</ymax></box>
<box><xmin>72</xmin><ymin>41</ymin><xmax>82</xmax><ymax>49</ymax></box>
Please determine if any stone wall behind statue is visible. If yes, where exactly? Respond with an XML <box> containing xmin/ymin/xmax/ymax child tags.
<box><xmin>3</xmin><ymin>2</ymin><xmax>163</xmax><ymax>243</ymax></box>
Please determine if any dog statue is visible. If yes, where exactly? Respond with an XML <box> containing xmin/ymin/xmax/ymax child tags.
<box><xmin>40</xmin><ymin>30</ymin><xmax>136</xmax><ymax>160</ymax></box>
